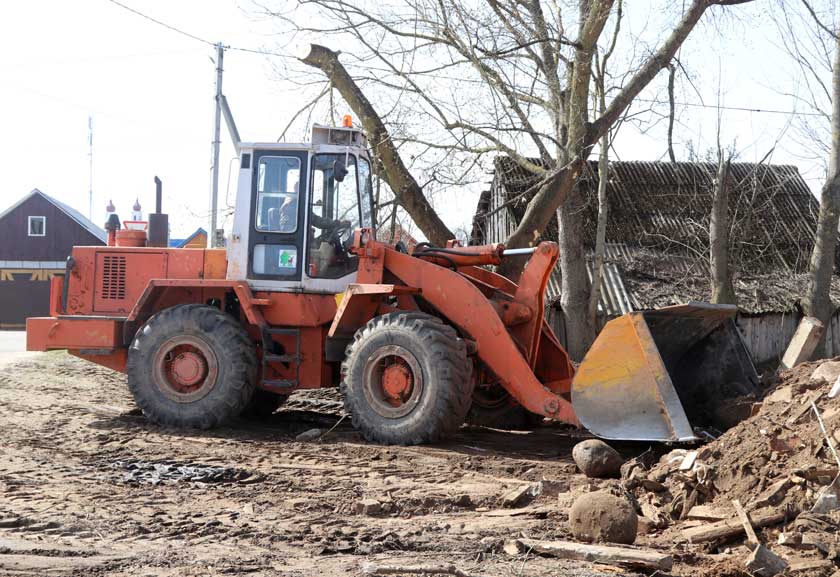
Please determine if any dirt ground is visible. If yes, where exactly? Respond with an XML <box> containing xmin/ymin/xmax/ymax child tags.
<box><xmin>0</xmin><ymin>352</ymin><xmax>671</xmax><ymax>577</ymax></box>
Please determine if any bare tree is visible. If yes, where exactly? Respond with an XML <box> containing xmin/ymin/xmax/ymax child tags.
<box><xmin>709</xmin><ymin>151</ymin><xmax>737</xmax><ymax>304</ymax></box>
<box><xmin>585</xmin><ymin>0</ymin><xmax>621</xmax><ymax>343</ymax></box>
<box><xmin>805</xmin><ymin>30</ymin><xmax>840</xmax><ymax>326</ymax></box>
<box><xmin>666</xmin><ymin>63</ymin><xmax>678</xmax><ymax>163</ymax></box>
<box><xmin>268</xmin><ymin>0</ymin><xmax>756</xmax><ymax>358</ymax></box>
<box><xmin>775</xmin><ymin>1</ymin><xmax>840</xmax><ymax>337</ymax></box>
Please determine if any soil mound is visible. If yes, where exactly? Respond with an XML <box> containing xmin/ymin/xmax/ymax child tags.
<box><xmin>626</xmin><ymin>360</ymin><xmax>840</xmax><ymax>519</ymax></box>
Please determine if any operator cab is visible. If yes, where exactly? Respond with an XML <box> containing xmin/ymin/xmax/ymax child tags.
<box><xmin>228</xmin><ymin>121</ymin><xmax>375</xmax><ymax>293</ymax></box>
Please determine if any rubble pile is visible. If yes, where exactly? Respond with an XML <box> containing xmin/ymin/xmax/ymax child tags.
<box><xmin>618</xmin><ymin>359</ymin><xmax>840</xmax><ymax>575</ymax></box>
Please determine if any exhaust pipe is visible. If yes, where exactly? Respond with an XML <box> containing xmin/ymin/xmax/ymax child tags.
<box><xmin>147</xmin><ymin>176</ymin><xmax>169</xmax><ymax>248</ymax></box>
<box><xmin>155</xmin><ymin>176</ymin><xmax>162</xmax><ymax>213</ymax></box>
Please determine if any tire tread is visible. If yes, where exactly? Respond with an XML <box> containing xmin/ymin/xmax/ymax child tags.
<box><xmin>127</xmin><ymin>304</ymin><xmax>256</xmax><ymax>429</ymax></box>
<box><xmin>340</xmin><ymin>311</ymin><xmax>473</xmax><ymax>445</ymax></box>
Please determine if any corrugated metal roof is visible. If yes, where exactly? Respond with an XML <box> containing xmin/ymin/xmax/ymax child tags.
<box><xmin>478</xmin><ymin>157</ymin><xmax>833</xmax><ymax>315</ymax></box>
<box><xmin>547</xmin><ymin>244</ymin><xmax>635</xmax><ymax>315</ymax></box>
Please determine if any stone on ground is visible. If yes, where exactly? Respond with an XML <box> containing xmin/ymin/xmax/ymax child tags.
<box><xmin>569</xmin><ymin>490</ymin><xmax>638</xmax><ymax>544</ymax></box>
<box><xmin>572</xmin><ymin>439</ymin><xmax>623</xmax><ymax>478</ymax></box>
<box><xmin>500</xmin><ymin>483</ymin><xmax>540</xmax><ymax>508</ymax></box>
<box><xmin>295</xmin><ymin>428</ymin><xmax>322</xmax><ymax>442</ymax></box>
<box><xmin>811</xmin><ymin>361</ymin><xmax>840</xmax><ymax>386</ymax></box>
<box><xmin>744</xmin><ymin>544</ymin><xmax>788</xmax><ymax>577</ymax></box>
<box><xmin>355</xmin><ymin>498</ymin><xmax>382</xmax><ymax>516</ymax></box>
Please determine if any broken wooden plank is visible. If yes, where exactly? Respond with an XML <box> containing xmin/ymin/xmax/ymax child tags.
<box><xmin>686</xmin><ymin>505</ymin><xmax>731</xmax><ymax>521</ymax></box>
<box><xmin>682</xmin><ymin>509</ymin><xmax>789</xmax><ymax>543</ymax></box>
<box><xmin>732</xmin><ymin>499</ymin><xmax>759</xmax><ymax>546</ymax></box>
<box><xmin>788</xmin><ymin>391</ymin><xmax>824</xmax><ymax>425</ymax></box>
<box><xmin>505</xmin><ymin>538</ymin><xmax>672</xmax><ymax>571</ymax></box>
<box><xmin>482</xmin><ymin>506</ymin><xmax>553</xmax><ymax>518</ymax></box>
<box><xmin>795</xmin><ymin>466</ymin><xmax>838</xmax><ymax>483</ymax></box>
<box><xmin>362</xmin><ymin>562</ymin><xmax>482</xmax><ymax>577</ymax></box>
<box><xmin>781</xmin><ymin>316</ymin><xmax>824</xmax><ymax>369</ymax></box>
<box><xmin>787</xmin><ymin>558</ymin><xmax>835</xmax><ymax>574</ymax></box>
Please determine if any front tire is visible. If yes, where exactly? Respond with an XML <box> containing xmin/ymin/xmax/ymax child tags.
<box><xmin>127</xmin><ymin>304</ymin><xmax>257</xmax><ymax>429</ymax></box>
<box><xmin>341</xmin><ymin>312</ymin><xmax>473</xmax><ymax>445</ymax></box>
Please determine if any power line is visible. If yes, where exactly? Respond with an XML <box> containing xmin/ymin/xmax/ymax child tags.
<box><xmin>358</xmin><ymin>63</ymin><xmax>828</xmax><ymax>119</ymax></box>
<box><xmin>105</xmin><ymin>0</ymin><xmax>294</xmax><ymax>59</ymax></box>
<box><xmin>106</xmin><ymin>0</ymin><xmax>214</xmax><ymax>46</ymax></box>
<box><xmin>227</xmin><ymin>45</ymin><xmax>293</xmax><ymax>59</ymax></box>
<box><xmin>104</xmin><ymin>0</ymin><xmax>825</xmax><ymax>119</ymax></box>
<box><xmin>635</xmin><ymin>98</ymin><xmax>826</xmax><ymax>118</ymax></box>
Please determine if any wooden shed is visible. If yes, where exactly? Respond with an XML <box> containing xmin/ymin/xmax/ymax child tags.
<box><xmin>472</xmin><ymin>158</ymin><xmax>840</xmax><ymax>366</ymax></box>
<box><xmin>0</xmin><ymin>189</ymin><xmax>106</xmax><ymax>328</ymax></box>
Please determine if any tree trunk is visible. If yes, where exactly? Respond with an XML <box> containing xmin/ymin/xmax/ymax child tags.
<box><xmin>803</xmin><ymin>28</ymin><xmax>840</xmax><ymax>329</ymax></box>
<box><xmin>667</xmin><ymin>63</ymin><xmax>677</xmax><ymax>163</ymax></box>
<box><xmin>503</xmin><ymin>0</ymin><xmax>719</xmax><ymax>263</ymax></box>
<box><xmin>301</xmin><ymin>44</ymin><xmax>455</xmax><ymax>246</ymax></box>
<box><xmin>559</xmin><ymin>185</ymin><xmax>595</xmax><ymax>360</ymax></box>
<box><xmin>588</xmin><ymin>135</ymin><xmax>609</xmax><ymax>327</ymax></box>
<box><xmin>497</xmin><ymin>0</ymin><xmax>611</xmax><ymax>285</ymax></box>
<box><xmin>710</xmin><ymin>155</ymin><xmax>737</xmax><ymax>305</ymax></box>
<box><xmin>587</xmin><ymin>65</ymin><xmax>611</xmax><ymax>328</ymax></box>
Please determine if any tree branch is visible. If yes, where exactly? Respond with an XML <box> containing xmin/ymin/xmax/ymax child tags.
<box><xmin>301</xmin><ymin>44</ymin><xmax>455</xmax><ymax>245</ymax></box>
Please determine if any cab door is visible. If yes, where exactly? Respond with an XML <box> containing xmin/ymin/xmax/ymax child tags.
<box><xmin>247</xmin><ymin>151</ymin><xmax>308</xmax><ymax>281</ymax></box>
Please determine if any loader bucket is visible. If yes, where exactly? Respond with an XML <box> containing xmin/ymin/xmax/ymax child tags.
<box><xmin>571</xmin><ymin>303</ymin><xmax>759</xmax><ymax>442</ymax></box>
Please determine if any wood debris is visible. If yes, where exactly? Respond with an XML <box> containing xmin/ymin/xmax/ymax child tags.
<box><xmin>503</xmin><ymin>538</ymin><xmax>672</xmax><ymax>571</ymax></box>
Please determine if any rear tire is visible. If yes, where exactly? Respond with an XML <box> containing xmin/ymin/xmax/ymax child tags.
<box><xmin>341</xmin><ymin>312</ymin><xmax>473</xmax><ymax>445</ymax></box>
<box><xmin>127</xmin><ymin>304</ymin><xmax>257</xmax><ymax>429</ymax></box>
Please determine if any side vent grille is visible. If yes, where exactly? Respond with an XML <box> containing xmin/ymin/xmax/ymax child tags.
<box><xmin>101</xmin><ymin>255</ymin><xmax>127</xmax><ymax>300</ymax></box>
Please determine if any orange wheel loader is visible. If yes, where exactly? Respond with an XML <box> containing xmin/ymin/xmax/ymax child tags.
<box><xmin>26</xmin><ymin>122</ymin><xmax>759</xmax><ymax>445</ymax></box>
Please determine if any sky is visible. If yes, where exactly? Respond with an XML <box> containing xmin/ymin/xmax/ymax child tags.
<box><xmin>0</xmin><ymin>1</ymin><xmax>832</xmax><ymax>240</ymax></box>
<box><xmin>1</xmin><ymin>0</ymin><xmax>293</xmax><ymax>237</ymax></box>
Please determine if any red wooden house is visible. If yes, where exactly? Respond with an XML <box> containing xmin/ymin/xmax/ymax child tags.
<box><xmin>0</xmin><ymin>189</ymin><xmax>105</xmax><ymax>328</ymax></box>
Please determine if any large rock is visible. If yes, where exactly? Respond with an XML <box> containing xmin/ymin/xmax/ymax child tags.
<box><xmin>569</xmin><ymin>491</ymin><xmax>638</xmax><ymax>544</ymax></box>
<box><xmin>572</xmin><ymin>439</ymin><xmax>623</xmax><ymax>478</ymax></box>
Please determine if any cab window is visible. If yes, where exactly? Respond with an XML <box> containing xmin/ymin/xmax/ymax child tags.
<box><xmin>359</xmin><ymin>157</ymin><xmax>374</xmax><ymax>227</ymax></box>
<box><xmin>307</xmin><ymin>154</ymin><xmax>360</xmax><ymax>278</ymax></box>
<box><xmin>255</xmin><ymin>156</ymin><xmax>300</xmax><ymax>233</ymax></box>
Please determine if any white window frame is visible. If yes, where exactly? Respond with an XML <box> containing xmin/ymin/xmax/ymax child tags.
<box><xmin>255</xmin><ymin>155</ymin><xmax>302</xmax><ymax>234</ymax></box>
<box><xmin>28</xmin><ymin>216</ymin><xmax>46</xmax><ymax>237</ymax></box>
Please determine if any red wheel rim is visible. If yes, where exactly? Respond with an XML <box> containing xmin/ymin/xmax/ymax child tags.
<box><xmin>363</xmin><ymin>345</ymin><xmax>423</xmax><ymax>418</ymax></box>
<box><xmin>153</xmin><ymin>335</ymin><xmax>219</xmax><ymax>403</ymax></box>
<box><xmin>381</xmin><ymin>359</ymin><xmax>414</xmax><ymax>405</ymax></box>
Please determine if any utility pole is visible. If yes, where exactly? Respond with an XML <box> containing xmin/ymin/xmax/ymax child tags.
<box><xmin>88</xmin><ymin>116</ymin><xmax>93</xmax><ymax>220</ymax></box>
<box><xmin>210</xmin><ymin>42</ymin><xmax>224</xmax><ymax>248</ymax></box>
